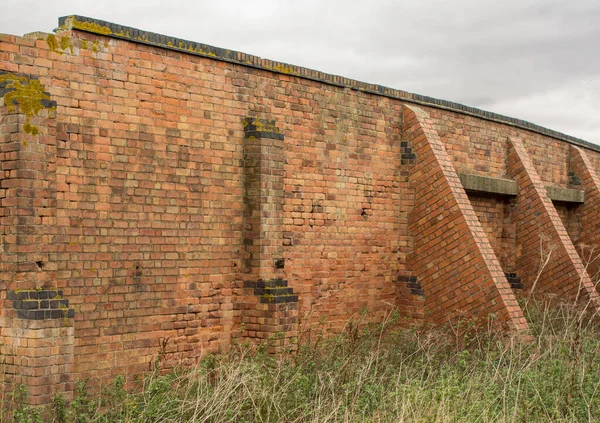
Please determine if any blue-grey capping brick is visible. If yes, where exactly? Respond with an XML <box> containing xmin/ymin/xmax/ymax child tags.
<box><xmin>45</xmin><ymin>290</ymin><xmax>59</xmax><ymax>299</ymax></box>
<box><xmin>16</xmin><ymin>310</ymin><xmax>36</xmax><ymax>319</ymax></box>
<box><xmin>254</xmin><ymin>287</ymin><xmax>294</xmax><ymax>296</ymax></box>
<box><xmin>15</xmin><ymin>292</ymin><xmax>29</xmax><ymax>300</ymax></box>
<box><xmin>49</xmin><ymin>309</ymin><xmax>65</xmax><ymax>319</ymax></box>
<box><xmin>260</xmin><ymin>295</ymin><xmax>298</xmax><ymax>304</ymax></box>
<box><xmin>51</xmin><ymin>299</ymin><xmax>69</xmax><ymax>308</ymax></box>
<box><xmin>25</xmin><ymin>310</ymin><xmax>45</xmax><ymax>320</ymax></box>
<box><xmin>20</xmin><ymin>300</ymin><xmax>40</xmax><ymax>310</ymax></box>
<box><xmin>244</xmin><ymin>131</ymin><xmax>284</xmax><ymax>140</ymax></box>
<box><xmin>16</xmin><ymin>307</ymin><xmax>74</xmax><ymax>320</ymax></box>
<box><xmin>244</xmin><ymin>278</ymin><xmax>289</xmax><ymax>289</ymax></box>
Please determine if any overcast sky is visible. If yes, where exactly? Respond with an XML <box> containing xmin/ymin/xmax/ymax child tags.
<box><xmin>2</xmin><ymin>0</ymin><xmax>600</xmax><ymax>144</ymax></box>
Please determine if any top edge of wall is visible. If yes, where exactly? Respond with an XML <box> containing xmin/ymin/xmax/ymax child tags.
<box><xmin>56</xmin><ymin>14</ymin><xmax>600</xmax><ymax>154</ymax></box>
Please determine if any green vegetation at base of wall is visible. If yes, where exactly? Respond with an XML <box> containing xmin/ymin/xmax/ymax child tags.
<box><xmin>4</xmin><ymin>297</ymin><xmax>600</xmax><ymax>422</ymax></box>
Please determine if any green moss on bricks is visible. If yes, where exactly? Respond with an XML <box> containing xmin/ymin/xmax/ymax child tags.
<box><xmin>0</xmin><ymin>73</ymin><xmax>53</xmax><ymax>135</ymax></box>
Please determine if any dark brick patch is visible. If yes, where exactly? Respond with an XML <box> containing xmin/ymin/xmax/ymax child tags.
<box><xmin>7</xmin><ymin>290</ymin><xmax>74</xmax><ymax>320</ymax></box>
<box><xmin>397</xmin><ymin>275</ymin><xmax>424</xmax><ymax>296</ymax></box>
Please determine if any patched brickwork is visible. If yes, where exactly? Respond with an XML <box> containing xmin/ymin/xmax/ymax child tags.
<box><xmin>280</xmin><ymin>87</ymin><xmax>402</xmax><ymax>331</ymax></box>
<box><xmin>7</xmin><ymin>289</ymin><xmax>74</xmax><ymax>319</ymax></box>
<box><xmin>0</xmin><ymin>78</ymin><xmax>74</xmax><ymax>405</ymax></box>
<box><xmin>240</xmin><ymin>117</ymin><xmax>298</xmax><ymax>352</ymax></box>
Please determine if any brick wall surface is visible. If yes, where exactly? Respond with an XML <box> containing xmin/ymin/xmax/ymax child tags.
<box><xmin>429</xmin><ymin>108</ymin><xmax>571</xmax><ymax>186</ymax></box>
<box><xmin>553</xmin><ymin>202</ymin><xmax>581</xmax><ymax>246</ymax></box>
<box><xmin>468</xmin><ymin>194</ymin><xmax>516</xmax><ymax>271</ymax></box>
<box><xmin>281</xmin><ymin>87</ymin><xmax>402</xmax><ymax>331</ymax></box>
<box><xmin>507</xmin><ymin>137</ymin><xmax>600</xmax><ymax>305</ymax></box>
<box><xmin>403</xmin><ymin>105</ymin><xmax>527</xmax><ymax>331</ymax></box>
<box><xmin>569</xmin><ymin>146</ymin><xmax>600</xmax><ymax>283</ymax></box>
<box><xmin>2</xmin><ymin>17</ymin><xmax>600</xmax><ymax>403</ymax></box>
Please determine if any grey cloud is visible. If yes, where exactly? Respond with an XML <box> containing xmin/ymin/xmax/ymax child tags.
<box><xmin>1</xmin><ymin>0</ymin><xmax>599</xmax><ymax>142</ymax></box>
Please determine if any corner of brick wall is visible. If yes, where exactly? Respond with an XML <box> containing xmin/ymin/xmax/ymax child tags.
<box><xmin>403</xmin><ymin>105</ymin><xmax>528</xmax><ymax>332</ymax></box>
<box><xmin>569</xmin><ymin>145</ymin><xmax>600</xmax><ymax>287</ymax></box>
<box><xmin>0</xmin><ymin>76</ymin><xmax>74</xmax><ymax>405</ymax></box>
<box><xmin>507</xmin><ymin>137</ymin><xmax>600</xmax><ymax>308</ymax></box>
<box><xmin>0</xmin><ymin>307</ymin><xmax>75</xmax><ymax>406</ymax></box>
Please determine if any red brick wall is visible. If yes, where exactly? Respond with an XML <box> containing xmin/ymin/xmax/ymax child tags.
<box><xmin>468</xmin><ymin>195</ymin><xmax>516</xmax><ymax>271</ymax></box>
<box><xmin>282</xmin><ymin>89</ymin><xmax>403</xmax><ymax>330</ymax></box>
<box><xmin>554</xmin><ymin>202</ymin><xmax>581</xmax><ymax>245</ymax></box>
<box><xmin>429</xmin><ymin>108</ymin><xmax>571</xmax><ymax>186</ymax></box>
<box><xmin>0</xmin><ymin>29</ymin><xmax>406</xmax><ymax>394</ymax></box>
<box><xmin>403</xmin><ymin>105</ymin><xmax>527</xmax><ymax>331</ymax></box>
<box><xmin>3</xmin><ymin>21</ymin><xmax>600</xmax><ymax>403</ymax></box>
<box><xmin>507</xmin><ymin>137</ymin><xmax>600</xmax><ymax>304</ymax></box>
<box><xmin>569</xmin><ymin>146</ymin><xmax>600</xmax><ymax>284</ymax></box>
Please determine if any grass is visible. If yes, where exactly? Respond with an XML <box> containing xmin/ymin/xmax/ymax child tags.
<box><xmin>6</xmin><ymin>296</ymin><xmax>600</xmax><ymax>422</ymax></box>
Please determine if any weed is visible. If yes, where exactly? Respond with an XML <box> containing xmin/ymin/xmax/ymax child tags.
<box><xmin>10</xmin><ymin>299</ymin><xmax>593</xmax><ymax>422</ymax></box>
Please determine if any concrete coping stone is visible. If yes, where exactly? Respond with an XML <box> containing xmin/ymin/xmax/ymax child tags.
<box><xmin>546</xmin><ymin>186</ymin><xmax>585</xmax><ymax>203</ymax></box>
<box><xmin>458</xmin><ymin>173</ymin><xmax>518</xmax><ymax>196</ymax></box>
<box><xmin>459</xmin><ymin>173</ymin><xmax>585</xmax><ymax>204</ymax></box>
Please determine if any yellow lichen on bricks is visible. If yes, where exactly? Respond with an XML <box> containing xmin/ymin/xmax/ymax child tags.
<box><xmin>242</xmin><ymin>118</ymin><xmax>280</xmax><ymax>134</ymax></box>
<box><xmin>0</xmin><ymin>73</ymin><xmax>53</xmax><ymax>134</ymax></box>
<box><xmin>72</xmin><ymin>19</ymin><xmax>112</xmax><ymax>35</ymax></box>
<box><xmin>45</xmin><ymin>34</ymin><xmax>73</xmax><ymax>54</ymax></box>
<box><xmin>45</xmin><ymin>33</ymin><xmax>59</xmax><ymax>51</ymax></box>
<box><xmin>60</xmin><ymin>35</ymin><xmax>74</xmax><ymax>53</ymax></box>
<box><xmin>272</xmin><ymin>64</ymin><xmax>297</xmax><ymax>75</ymax></box>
